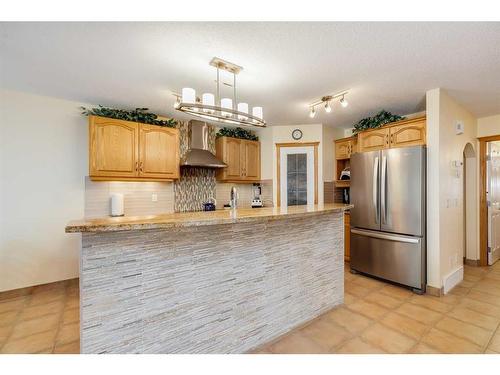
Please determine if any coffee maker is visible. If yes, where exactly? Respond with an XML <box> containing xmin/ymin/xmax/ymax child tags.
<box><xmin>251</xmin><ymin>184</ymin><xmax>263</xmax><ymax>208</ymax></box>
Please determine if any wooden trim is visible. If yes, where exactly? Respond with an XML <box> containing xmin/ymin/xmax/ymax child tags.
<box><xmin>275</xmin><ymin>142</ymin><xmax>320</xmax><ymax>148</ymax></box>
<box><xmin>464</xmin><ymin>259</ymin><xmax>480</xmax><ymax>267</ymax></box>
<box><xmin>89</xmin><ymin>176</ymin><xmax>175</xmax><ymax>182</ymax></box>
<box><xmin>478</xmin><ymin>134</ymin><xmax>500</xmax><ymax>266</ymax></box>
<box><xmin>276</xmin><ymin>142</ymin><xmax>319</xmax><ymax>206</ymax></box>
<box><xmin>478</xmin><ymin>135</ymin><xmax>500</xmax><ymax>142</ymax></box>
<box><xmin>426</xmin><ymin>285</ymin><xmax>444</xmax><ymax>297</ymax></box>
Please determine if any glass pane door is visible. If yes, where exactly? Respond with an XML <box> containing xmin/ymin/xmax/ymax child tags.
<box><xmin>287</xmin><ymin>153</ymin><xmax>308</xmax><ymax>205</ymax></box>
<box><xmin>279</xmin><ymin>146</ymin><xmax>315</xmax><ymax>207</ymax></box>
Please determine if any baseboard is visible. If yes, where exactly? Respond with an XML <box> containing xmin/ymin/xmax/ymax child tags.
<box><xmin>465</xmin><ymin>258</ymin><xmax>480</xmax><ymax>267</ymax></box>
<box><xmin>443</xmin><ymin>265</ymin><xmax>464</xmax><ymax>294</ymax></box>
<box><xmin>426</xmin><ymin>285</ymin><xmax>443</xmax><ymax>297</ymax></box>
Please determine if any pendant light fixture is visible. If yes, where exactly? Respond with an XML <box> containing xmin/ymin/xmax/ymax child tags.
<box><xmin>308</xmin><ymin>90</ymin><xmax>349</xmax><ymax>117</ymax></box>
<box><xmin>174</xmin><ymin>57</ymin><xmax>266</xmax><ymax>128</ymax></box>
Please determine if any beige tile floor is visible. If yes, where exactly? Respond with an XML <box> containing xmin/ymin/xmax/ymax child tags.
<box><xmin>0</xmin><ymin>279</ymin><xmax>79</xmax><ymax>354</ymax></box>
<box><xmin>255</xmin><ymin>262</ymin><xmax>500</xmax><ymax>354</ymax></box>
<box><xmin>2</xmin><ymin>263</ymin><xmax>500</xmax><ymax>354</ymax></box>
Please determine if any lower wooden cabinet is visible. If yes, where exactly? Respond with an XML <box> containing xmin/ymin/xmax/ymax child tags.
<box><xmin>89</xmin><ymin>115</ymin><xmax>180</xmax><ymax>181</ymax></box>
<box><xmin>216</xmin><ymin>136</ymin><xmax>261</xmax><ymax>182</ymax></box>
<box><xmin>344</xmin><ymin>211</ymin><xmax>351</xmax><ymax>262</ymax></box>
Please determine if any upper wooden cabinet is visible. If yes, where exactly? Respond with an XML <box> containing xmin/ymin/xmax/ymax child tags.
<box><xmin>389</xmin><ymin>118</ymin><xmax>426</xmax><ymax>148</ymax></box>
<box><xmin>357</xmin><ymin>127</ymin><xmax>390</xmax><ymax>152</ymax></box>
<box><xmin>89</xmin><ymin>115</ymin><xmax>180</xmax><ymax>181</ymax></box>
<box><xmin>216</xmin><ymin>136</ymin><xmax>261</xmax><ymax>182</ymax></box>
<box><xmin>357</xmin><ymin>116</ymin><xmax>426</xmax><ymax>152</ymax></box>
<box><xmin>138</xmin><ymin>124</ymin><xmax>180</xmax><ymax>179</ymax></box>
<box><xmin>335</xmin><ymin>137</ymin><xmax>357</xmax><ymax>159</ymax></box>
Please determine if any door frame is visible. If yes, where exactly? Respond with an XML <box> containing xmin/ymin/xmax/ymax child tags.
<box><xmin>479</xmin><ymin>135</ymin><xmax>500</xmax><ymax>266</ymax></box>
<box><xmin>276</xmin><ymin>142</ymin><xmax>319</xmax><ymax>206</ymax></box>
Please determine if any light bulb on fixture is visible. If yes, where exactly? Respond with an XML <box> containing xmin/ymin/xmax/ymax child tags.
<box><xmin>309</xmin><ymin>107</ymin><xmax>316</xmax><ymax>118</ymax></box>
<box><xmin>340</xmin><ymin>95</ymin><xmax>348</xmax><ymax>108</ymax></box>
<box><xmin>325</xmin><ymin>101</ymin><xmax>332</xmax><ymax>113</ymax></box>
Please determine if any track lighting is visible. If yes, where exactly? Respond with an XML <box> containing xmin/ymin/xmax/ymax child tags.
<box><xmin>340</xmin><ymin>95</ymin><xmax>348</xmax><ymax>108</ymax></box>
<box><xmin>308</xmin><ymin>90</ymin><xmax>349</xmax><ymax>118</ymax></box>
<box><xmin>324</xmin><ymin>101</ymin><xmax>332</xmax><ymax>113</ymax></box>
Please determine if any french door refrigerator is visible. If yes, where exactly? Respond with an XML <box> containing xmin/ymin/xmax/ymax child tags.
<box><xmin>350</xmin><ymin>145</ymin><xmax>426</xmax><ymax>293</ymax></box>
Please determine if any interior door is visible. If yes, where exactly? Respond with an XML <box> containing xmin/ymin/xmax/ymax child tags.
<box><xmin>381</xmin><ymin>146</ymin><xmax>425</xmax><ymax>236</ymax></box>
<box><xmin>280</xmin><ymin>147</ymin><xmax>314</xmax><ymax>207</ymax></box>
<box><xmin>487</xmin><ymin>141</ymin><xmax>500</xmax><ymax>265</ymax></box>
<box><xmin>350</xmin><ymin>150</ymin><xmax>380</xmax><ymax>231</ymax></box>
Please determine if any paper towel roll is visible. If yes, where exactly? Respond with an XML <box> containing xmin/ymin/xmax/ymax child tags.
<box><xmin>110</xmin><ymin>193</ymin><xmax>124</xmax><ymax>217</ymax></box>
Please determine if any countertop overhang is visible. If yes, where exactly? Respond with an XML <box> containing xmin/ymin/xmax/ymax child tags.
<box><xmin>65</xmin><ymin>203</ymin><xmax>352</xmax><ymax>233</ymax></box>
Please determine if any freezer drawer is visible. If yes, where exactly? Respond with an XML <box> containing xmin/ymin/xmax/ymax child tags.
<box><xmin>350</xmin><ymin>228</ymin><xmax>426</xmax><ymax>291</ymax></box>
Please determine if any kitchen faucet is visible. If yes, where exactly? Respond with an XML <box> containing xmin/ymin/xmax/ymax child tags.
<box><xmin>230</xmin><ymin>186</ymin><xmax>238</xmax><ymax>209</ymax></box>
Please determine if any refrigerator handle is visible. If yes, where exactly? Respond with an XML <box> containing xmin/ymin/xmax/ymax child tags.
<box><xmin>351</xmin><ymin>228</ymin><xmax>420</xmax><ymax>244</ymax></box>
<box><xmin>373</xmin><ymin>156</ymin><xmax>379</xmax><ymax>224</ymax></box>
<box><xmin>381</xmin><ymin>155</ymin><xmax>387</xmax><ymax>224</ymax></box>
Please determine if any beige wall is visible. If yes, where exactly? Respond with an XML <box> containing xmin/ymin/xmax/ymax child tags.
<box><xmin>426</xmin><ymin>88</ymin><xmax>479</xmax><ymax>291</ymax></box>
<box><xmin>477</xmin><ymin>114</ymin><xmax>500</xmax><ymax>138</ymax></box>
<box><xmin>0</xmin><ymin>89</ymin><xmax>88</xmax><ymax>292</ymax></box>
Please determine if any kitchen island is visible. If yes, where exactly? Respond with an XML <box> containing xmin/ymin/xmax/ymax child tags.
<box><xmin>66</xmin><ymin>203</ymin><xmax>351</xmax><ymax>353</ymax></box>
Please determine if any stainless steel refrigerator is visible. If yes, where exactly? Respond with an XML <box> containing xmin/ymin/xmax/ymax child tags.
<box><xmin>350</xmin><ymin>145</ymin><xmax>426</xmax><ymax>293</ymax></box>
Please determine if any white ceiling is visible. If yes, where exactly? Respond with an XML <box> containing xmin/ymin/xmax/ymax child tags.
<box><xmin>1</xmin><ymin>22</ymin><xmax>499</xmax><ymax>128</ymax></box>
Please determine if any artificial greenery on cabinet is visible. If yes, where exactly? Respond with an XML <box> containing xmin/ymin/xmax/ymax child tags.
<box><xmin>81</xmin><ymin>105</ymin><xmax>177</xmax><ymax>128</ymax></box>
<box><xmin>216</xmin><ymin>127</ymin><xmax>259</xmax><ymax>141</ymax></box>
<box><xmin>352</xmin><ymin>110</ymin><xmax>405</xmax><ymax>134</ymax></box>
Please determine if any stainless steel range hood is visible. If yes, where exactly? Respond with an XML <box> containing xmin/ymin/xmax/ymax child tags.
<box><xmin>180</xmin><ymin>120</ymin><xmax>227</xmax><ymax>168</ymax></box>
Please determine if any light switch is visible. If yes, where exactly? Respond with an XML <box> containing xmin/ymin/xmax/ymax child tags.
<box><xmin>152</xmin><ymin>193</ymin><xmax>158</xmax><ymax>202</ymax></box>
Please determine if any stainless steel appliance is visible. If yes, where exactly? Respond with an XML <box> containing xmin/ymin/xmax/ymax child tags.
<box><xmin>180</xmin><ymin>120</ymin><xmax>227</xmax><ymax>168</ymax></box>
<box><xmin>252</xmin><ymin>184</ymin><xmax>263</xmax><ymax>208</ymax></box>
<box><xmin>350</xmin><ymin>145</ymin><xmax>426</xmax><ymax>293</ymax></box>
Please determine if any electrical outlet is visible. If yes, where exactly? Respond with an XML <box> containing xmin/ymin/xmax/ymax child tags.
<box><xmin>152</xmin><ymin>193</ymin><xmax>158</xmax><ymax>202</ymax></box>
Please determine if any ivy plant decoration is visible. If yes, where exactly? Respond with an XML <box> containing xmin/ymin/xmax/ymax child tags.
<box><xmin>216</xmin><ymin>127</ymin><xmax>259</xmax><ymax>141</ymax></box>
<box><xmin>352</xmin><ymin>110</ymin><xmax>405</xmax><ymax>134</ymax></box>
<box><xmin>81</xmin><ymin>105</ymin><xmax>177</xmax><ymax>128</ymax></box>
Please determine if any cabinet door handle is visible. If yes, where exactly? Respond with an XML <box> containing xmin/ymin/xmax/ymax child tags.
<box><xmin>135</xmin><ymin>162</ymin><xmax>138</xmax><ymax>172</ymax></box>
<box><xmin>139</xmin><ymin>161</ymin><xmax>143</xmax><ymax>172</ymax></box>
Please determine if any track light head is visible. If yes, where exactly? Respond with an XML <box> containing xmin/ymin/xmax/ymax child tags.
<box><xmin>324</xmin><ymin>101</ymin><xmax>332</xmax><ymax>113</ymax></box>
<box><xmin>340</xmin><ymin>96</ymin><xmax>348</xmax><ymax>108</ymax></box>
<box><xmin>309</xmin><ymin>107</ymin><xmax>316</xmax><ymax>118</ymax></box>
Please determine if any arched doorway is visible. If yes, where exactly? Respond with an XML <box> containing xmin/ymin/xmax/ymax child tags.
<box><xmin>463</xmin><ymin>143</ymin><xmax>478</xmax><ymax>264</ymax></box>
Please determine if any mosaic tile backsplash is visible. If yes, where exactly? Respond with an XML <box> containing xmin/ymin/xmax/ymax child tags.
<box><xmin>173</xmin><ymin>121</ymin><xmax>218</xmax><ymax>212</ymax></box>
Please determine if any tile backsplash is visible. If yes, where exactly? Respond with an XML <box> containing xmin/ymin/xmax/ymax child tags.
<box><xmin>84</xmin><ymin>177</ymin><xmax>174</xmax><ymax>219</ymax></box>
<box><xmin>216</xmin><ymin>180</ymin><xmax>273</xmax><ymax>208</ymax></box>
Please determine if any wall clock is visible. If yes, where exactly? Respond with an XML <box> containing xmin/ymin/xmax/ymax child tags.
<box><xmin>292</xmin><ymin>129</ymin><xmax>303</xmax><ymax>140</ymax></box>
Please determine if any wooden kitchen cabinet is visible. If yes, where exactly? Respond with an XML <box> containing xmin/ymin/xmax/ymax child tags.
<box><xmin>335</xmin><ymin>137</ymin><xmax>357</xmax><ymax>160</ymax></box>
<box><xmin>89</xmin><ymin>115</ymin><xmax>180</xmax><ymax>181</ymax></box>
<box><xmin>357</xmin><ymin>127</ymin><xmax>390</xmax><ymax>152</ymax></box>
<box><xmin>389</xmin><ymin>117</ymin><xmax>426</xmax><ymax>148</ymax></box>
<box><xmin>215</xmin><ymin>136</ymin><xmax>261</xmax><ymax>182</ymax></box>
<box><xmin>89</xmin><ymin>116</ymin><xmax>139</xmax><ymax>179</ymax></box>
<box><xmin>138</xmin><ymin>124</ymin><xmax>179</xmax><ymax>179</ymax></box>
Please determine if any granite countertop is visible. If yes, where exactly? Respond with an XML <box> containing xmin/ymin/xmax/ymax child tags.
<box><xmin>65</xmin><ymin>203</ymin><xmax>353</xmax><ymax>233</ymax></box>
